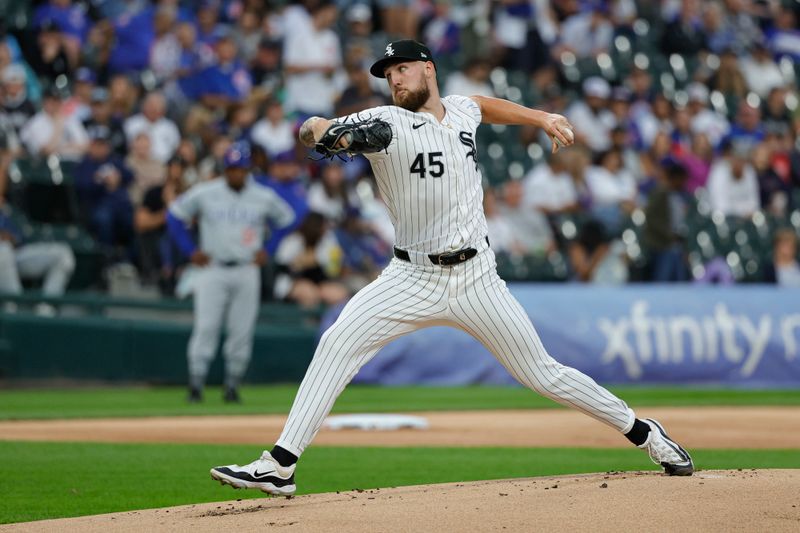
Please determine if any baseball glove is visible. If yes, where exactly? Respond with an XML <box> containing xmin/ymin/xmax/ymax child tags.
<box><xmin>315</xmin><ymin>117</ymin><xmax>392</xmax><ymax>159</ymax></box>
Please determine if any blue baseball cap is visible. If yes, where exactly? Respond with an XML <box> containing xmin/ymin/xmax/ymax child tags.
<box><xmin>224</xmin><ymin>142</ymin><xmax>252</xmax><ymax>168</ymax></box>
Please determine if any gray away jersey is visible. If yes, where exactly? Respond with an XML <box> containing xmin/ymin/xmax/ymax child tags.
<box><xmin>340</xmin><ymin>95</ymin><xmax>488</xmax><ymax>254</ymax></box>
<box><xmin>170</xmin><ymin>177</ymin><xmax>294</xmax><ymax>263</ymax></box>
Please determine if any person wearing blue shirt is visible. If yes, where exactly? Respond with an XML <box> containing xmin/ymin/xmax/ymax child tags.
<box><xmin>195</xmin><ymin>35</ymin><xmax>252</xmax><ymax>110</ymax></box>
<box><xmin>108</xmin><ymin>4</ymin><xmax>155</xmax><ymax>73</ymax></box>
<box><xmin>253</xmin><ymin>149</ymin><xmax>309</xmax><ymax>255</ymax></box>
<box><xmin>33</xmin><ymin>0</ymin><xmax>89</xmax><ymax>44</ymax></box>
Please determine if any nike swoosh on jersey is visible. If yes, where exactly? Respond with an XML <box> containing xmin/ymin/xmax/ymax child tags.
<box><xmin>412</xmin><ymin>123</ymin><xmax>426</xmax><ymax>129</ymax></box>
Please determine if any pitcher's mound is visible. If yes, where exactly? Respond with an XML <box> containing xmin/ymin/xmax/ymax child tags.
<box><xmin>7</xmin><ymin>469</ymin><xmax>799</xmax><ymax>532</ymax></box>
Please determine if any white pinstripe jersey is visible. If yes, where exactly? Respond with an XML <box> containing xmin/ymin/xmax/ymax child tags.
<box><xmin>338</xmin><ymin>95</ymin><xmax>487</xmax><ymax>254</ymax></box>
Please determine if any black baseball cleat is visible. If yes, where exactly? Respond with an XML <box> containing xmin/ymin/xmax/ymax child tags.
<box><xmin>223</xmin><ymin>387</ymin><xmax>241</xmax><ymax>404</ymax></box>
<box><xmin>187</xmin><ymin>387</ymin><xmax>203</xmax><ymax>403</ymax></box>
<box><xmin>639</xmin><ymin>418</ymin><xmax>694</xmax><ymax>476</ymax></box>
<box><xmin>211</xmin><ymin>450</ymin><xmax>296</xmax><ymax>496</ymax></box>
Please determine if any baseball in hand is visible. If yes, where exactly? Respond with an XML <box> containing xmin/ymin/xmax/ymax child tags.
<box><xmin>553</xmin><ymin>127</ymin><xmax>574</xmax><ymax>148</ymax></box>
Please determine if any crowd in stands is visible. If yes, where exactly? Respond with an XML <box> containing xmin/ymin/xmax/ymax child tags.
<box><xmin>1</xmin><ymin>0</ymin><xmax>800</xmax><ymax>310</ymax></box>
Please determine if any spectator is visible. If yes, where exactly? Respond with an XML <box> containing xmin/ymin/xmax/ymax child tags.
<box><xmin>62</xmin><ymin>67</ymin><xmax>95</xmax><ymax>122</ymax></box>
<box><xmin>739</xmin><ymin>41</ymin><xmax>785</xmax><ymax>99</ymax></box>
<box><xmin>198</xmin><ymin>136</ymin><xmax>232</xmax><ymax>182</ymax></box>
<box><xmin>443</xmin><ymin>58</ymin><xmax>494</xmax><ymax>98</ymax></box>
<box><xmin>20</xmin><ymin>87</ymin><xmax>89</xmax><ymax>162</ymax></box>
<box><xmin>643</xmin><ymin>161</ymin><xmax>691</xmax><ymax>282</ymax></box>
<box><xmin>483</xmin><ymin>187</ymin><xmax>520</xmax><ymax>255</ymax></box>
<box><xmin>521</xmin><ymin>151</ymin><xmax>577</xmax><ymax>216</ymax></box>
<box><xmin>496</xmin><ymin>179</ymin><xmax>555</xmax><ymax>255</ymax></box>
<box><xmin>249</xmin><ymin>37</ymin><xmax>282</xmax><ymax>98</ymax></box>
<box><xmin>273</xmin><ymin>211</ymin><xmax>349</xmax><ymax>307</ymax></box>
<box><xmin>108</xmin><ymin>73</ymin><xmax>138</xmax><ymax>120</ymax></box>
<box><xmin>555</xmin><ymin>3</ymin><xmax>614</xmax><ymax>59</ymax></box>
<box><xmin>222</xmin><ymin>102</ymin><xmax>258</xmax><ymax>142</ymax></box>
<box><xmin>255</xmin><ymin>149</ymin><xmax>309</xmax><ymax>255</ymax></box>
<box><xmin>250</xmin><ymin>99</ymin><xmax>296</xmax><ymax>157</ymax></box>
<box><xmin>762</xmin><ymin>86</ymin><xmax>792</xmax><ymax>135</ymax></box>
<box><xmin>763</xmin><ymin>228</ymin><xmax>800</xmax><ymax>286</ymax></box>
<box><xmin>33</xmin><ymin>0</ymin><xmax>88</xmax><ymax>47</ymax></box>
<box><xmin>685</xmin><ymin>82</ymin><xmax>730</xmax><ymax>148</ymax></box>
<box><xmin>708</xmin><ymin>48</ymin><xmax>748</xmax><ymax>100</ymax></box>
<box><xmin>722</xmin><ymin>0</ymin><xmax>764</xmax><ymax>54</ymax></box>
<box><xmin>335</xmin><ymin>62</ymin><xmax>389</xmax><ymax>116</ymax></box>
<box><xmin>379</xmin><ymin>0</ymin><xmax>418</xmax><ymax>40</ymax></box>
<box><xmin>681</xmin><ymin>132</ymin><xmax>714</xmax><ymax>193</ymax></box>
<box><xmin>135</xmin><ymin>155</ymin><xmax>188</xmax><ymax>289</ymax></box>
<box><xmin>724</xmin><ymin>100</ymin><xmax>765</xmax><ymax>147</ymax></box>
<box><xmin>752</xmin><ymin>142</ymin><xmax>790</xmax><ymax>217</ymax></box>
<box><xmin>29</xmin><ymin>20</ymin><xmax>75</xmax><ymax>80</ymax></box>
<box><xmin>283</xmin><ymin>1</ymin><xmax>344</xmax><ymax>118</ymax></box>
<box><xmin>233</xmin><ymin>9</ymin><xmax>263</xmax><ymax>64</ymax></box>
<box><xmin>0</xmin><ymin>114</ymin><xmax>20</xmax><ymax>203</ymax></box>
<box><xmin>584</xmin><ymin>148</ymin><xmax>637</xmax><ymax>230</ymax></box>
<box><xmin>0</xmin><ymin>208</ymin><xmax>76</xmax><ymax>303</ymax></box>
<box><xmin>334</xmin><ymin>208</ymin><xmax>392</xmax><ymax>292</ymax></box>
<box><xmin>125</xmin><ymin>132</ymin><xmax>166</xmax><ymax>207</ymax></box>
<box><xmin>193</xmin><ymin>34</ymin><xmax>253</xmax><ymax>111</ymax></box>
<box><xmin>175</xmin><ymin>138</ymin><xmax>201</xmax><ymax>186</ymax></box>
<box><xmin>706</xmin><ymin>140</ymin><xmax>760</xmax><ymax>218</ymax></box>
<box><xmin>308</xmin><ymin>161</ymin><xmax>355</xmax><ymax>223</ymax></box>
<box><xmin>702</xmin><ymin>0</ymin><xmax>737</xmax><ymax>54</ymax></box>
<box><xmin>149</xmin><ymin>5</ymin><xmax>182</xmax><ymax>84</ymax></box>
<box><xmin>83</xmin><ymin>87</ymin><xmax>127</xmax><ymax>158</ymax></box>
<box><xmin>0</xmin><ymin>64</ymin><xmax>37</xmax><ymax>136</ymax></box>
<box><xmin>0</xmin><ymin>39</ymin><xmax>41</xmax><ymax>104</ymax></box>
<box><xmin>566</xmin><ymin>77</ymin><xmax>615</xmax><ymax>153</ymax></box>
<box><xmin>74</xmin><ymin>128</ymin><xmax>134</xmax><ymax>249</ymax></box>
<box><xmin>195</xmin><ymin>0</ymin><xmax>228</xmax><ymax>46</ymax></box>
<box><xmin>341</xmin><ymin>3</ymin><xmax>386</xmax><ymax>69</ymax></box>
<box><xmin>124</xmin><ymin>91</ymin><xmax>181</xmax><ymax>163</ymax></box>
<box><xmin>421</xmin><ymin>1</ymin><xmax>460</xmax><ymax>58</ymax></box>
<box><xmin>568</xmin><ymin>218</ymin><xmax>628</xmax><ymax>284</ymax></box>
<box><xmin>765</xmin><ymin>5</ymin><xmax>800</xmax><ymax>62</ymax></box>
<box><xmin>80</xmin><ymin>19</ymin><xmax>113</xmax><ymax>78</ymax></box>
<box><xmin>108</xmin><ymin>0</ymin><xmax>155</xmax><ymax>74</ymax></box>
<box><xmin>661</xmin><ymin>0</ymin><xmax>707</xmax><ymax>56</ymax></box>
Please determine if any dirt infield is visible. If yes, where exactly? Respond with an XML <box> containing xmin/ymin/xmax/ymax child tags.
<box><xmin>1</xmin><ymin>406</ymin><xmax>799</xmax><ymax>448</ymax></box>
<box><xmin>3</xmin><ymin>469</ymin><xmax>798</xmax><ymax>532</ymax></box>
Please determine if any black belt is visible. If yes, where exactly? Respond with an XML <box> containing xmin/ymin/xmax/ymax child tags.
<box><xmin>219</xmin><ymin>260</ymin><xmax>248</xmax><ymax>267</ymax></box>
<box><xmin>394</xmin><ymin>237</ymin><xmax>489</xmax><ymax>266</ymax></box>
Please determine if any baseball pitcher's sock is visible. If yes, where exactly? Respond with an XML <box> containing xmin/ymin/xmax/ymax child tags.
<box><xmin>624</xmin><ymin>418</ymin><xmax>651</xmax><ymax>446</ymax></box>
<box><xmin>270</xmin><ymin>445</ymin><xmax>298</xmax><ymax>467</ymax></box>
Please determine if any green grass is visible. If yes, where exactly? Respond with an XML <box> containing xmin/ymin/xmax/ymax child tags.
<box><xmin>2</xmin><ymin>385</ymin><xmax>800</xmax><ymax>420</ymax></box>
<box><xmin>1</xmin><ymin>441</ymin><xmax>798</xmax><ymax>524</ymax></box>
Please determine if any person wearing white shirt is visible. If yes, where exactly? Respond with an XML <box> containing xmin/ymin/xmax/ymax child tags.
<box><xmin>283</xmin><ymin>3</ymin><xmax>344</xmax><ymax>117</ymax></box>
<box><xmin>443</xmin><ymin>58</ymin><xmax>494</xmax><ymax>98</ymax></box>
<box><xmin>555</xmin><ymin>5</ymin><xmax>614</xmax><ymax>59</ymax></box>
<box><xmin>521</xmin><ymin>151</ymin><xmax>577</xmax><ymax>214</ymax></box>
<box><xmin>566</xmin><ymin>77</ymin><xmax>616</xmax><ymax>153</ymax></box>
<box><xmin>585</xmin><ymin>148</ymin><xmax>637</xmax><ymax>231</ymax></box>
<box><xmin>497</xmin><ymin>179</ymin><xmax>554</xmax><ymax>255</ymax></box>
<box><xmin>123</xmin><ymin>91</ymin><xmax>181</xmax><ymax>163</ymax></box>
<box><xmin>739</xmin><ymin>42</ymin><xmax>786</xmax><ymax>99</ymax></box>
<box><xmin>20</xmin><ymin>88</ymin><xmax>88</xmax><ymax>162</ymax></box>
<box><xmin>706</xmin><ymin>142</ymin><xmax>760</xmax><ymax>218</ymax></box>
<box><xmin>250</xmin><ymin>99</ymin><xmax>296</xmax><ymax>157</ymax></box>
<box><xmin>685</xmin><ymin>82</ymin><xmax>730</xmax><ymax>148</ymax></box>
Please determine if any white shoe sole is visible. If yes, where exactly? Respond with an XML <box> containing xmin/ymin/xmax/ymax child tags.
<box><xmin>210</xmin><ymin>468</ymin><xmax>296</xmax><ymax>496</ymax></box>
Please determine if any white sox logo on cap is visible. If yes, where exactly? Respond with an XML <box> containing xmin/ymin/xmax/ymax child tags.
<box><xmin>385</xmin><ymin>44</ymin><xmax>394</xmax><ymax>56</ymax></box>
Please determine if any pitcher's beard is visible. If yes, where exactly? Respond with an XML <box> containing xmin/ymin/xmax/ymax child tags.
<box><xmin>394</xmin><ymin>84</ymin><xmax>431</xmax><ymax>112</ymax></box>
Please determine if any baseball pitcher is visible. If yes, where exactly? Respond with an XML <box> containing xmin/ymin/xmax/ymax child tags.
<box><xmin>210</xmin><ymin>41</ymin><xmax>693</xmax><ymax>494</ymax></box>
<box><xmin>168</xmin><ymin>142</ymin><xmax>294</xmax><ymax>403</ymax></box>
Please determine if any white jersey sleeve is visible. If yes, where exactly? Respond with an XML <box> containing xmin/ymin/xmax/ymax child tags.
<box><xmin>169</xmin><ymin>183</ymin><xmax>206</xmax><ymax>222</ymax></box>
<box><xmin>441</xmin><ymin>95</ymin><xmax>482</xmax><ymax>126</ymax></box>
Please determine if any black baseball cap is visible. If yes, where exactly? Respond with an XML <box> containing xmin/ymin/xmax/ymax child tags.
<box><xmin>369</xmin><ymin>40</ymin><xmax>435</xmax><ymax>78</ymax></box>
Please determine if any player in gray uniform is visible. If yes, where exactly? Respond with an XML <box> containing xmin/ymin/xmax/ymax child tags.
<box><xmin>168</xmin><ymin>142</ymin><xmax>294</xmax><ymax>403</ymax></box>
<box><xmin>210</xmin><ymin>41</ymin><xmax>693</xmax><ymax>495</ymax></box>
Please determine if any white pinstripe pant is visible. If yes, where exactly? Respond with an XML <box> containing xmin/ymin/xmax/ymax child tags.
<box><xmin>276</xmin><ymin>247</ymin><xmax>635</xmax><ymax>456</ymax></box>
